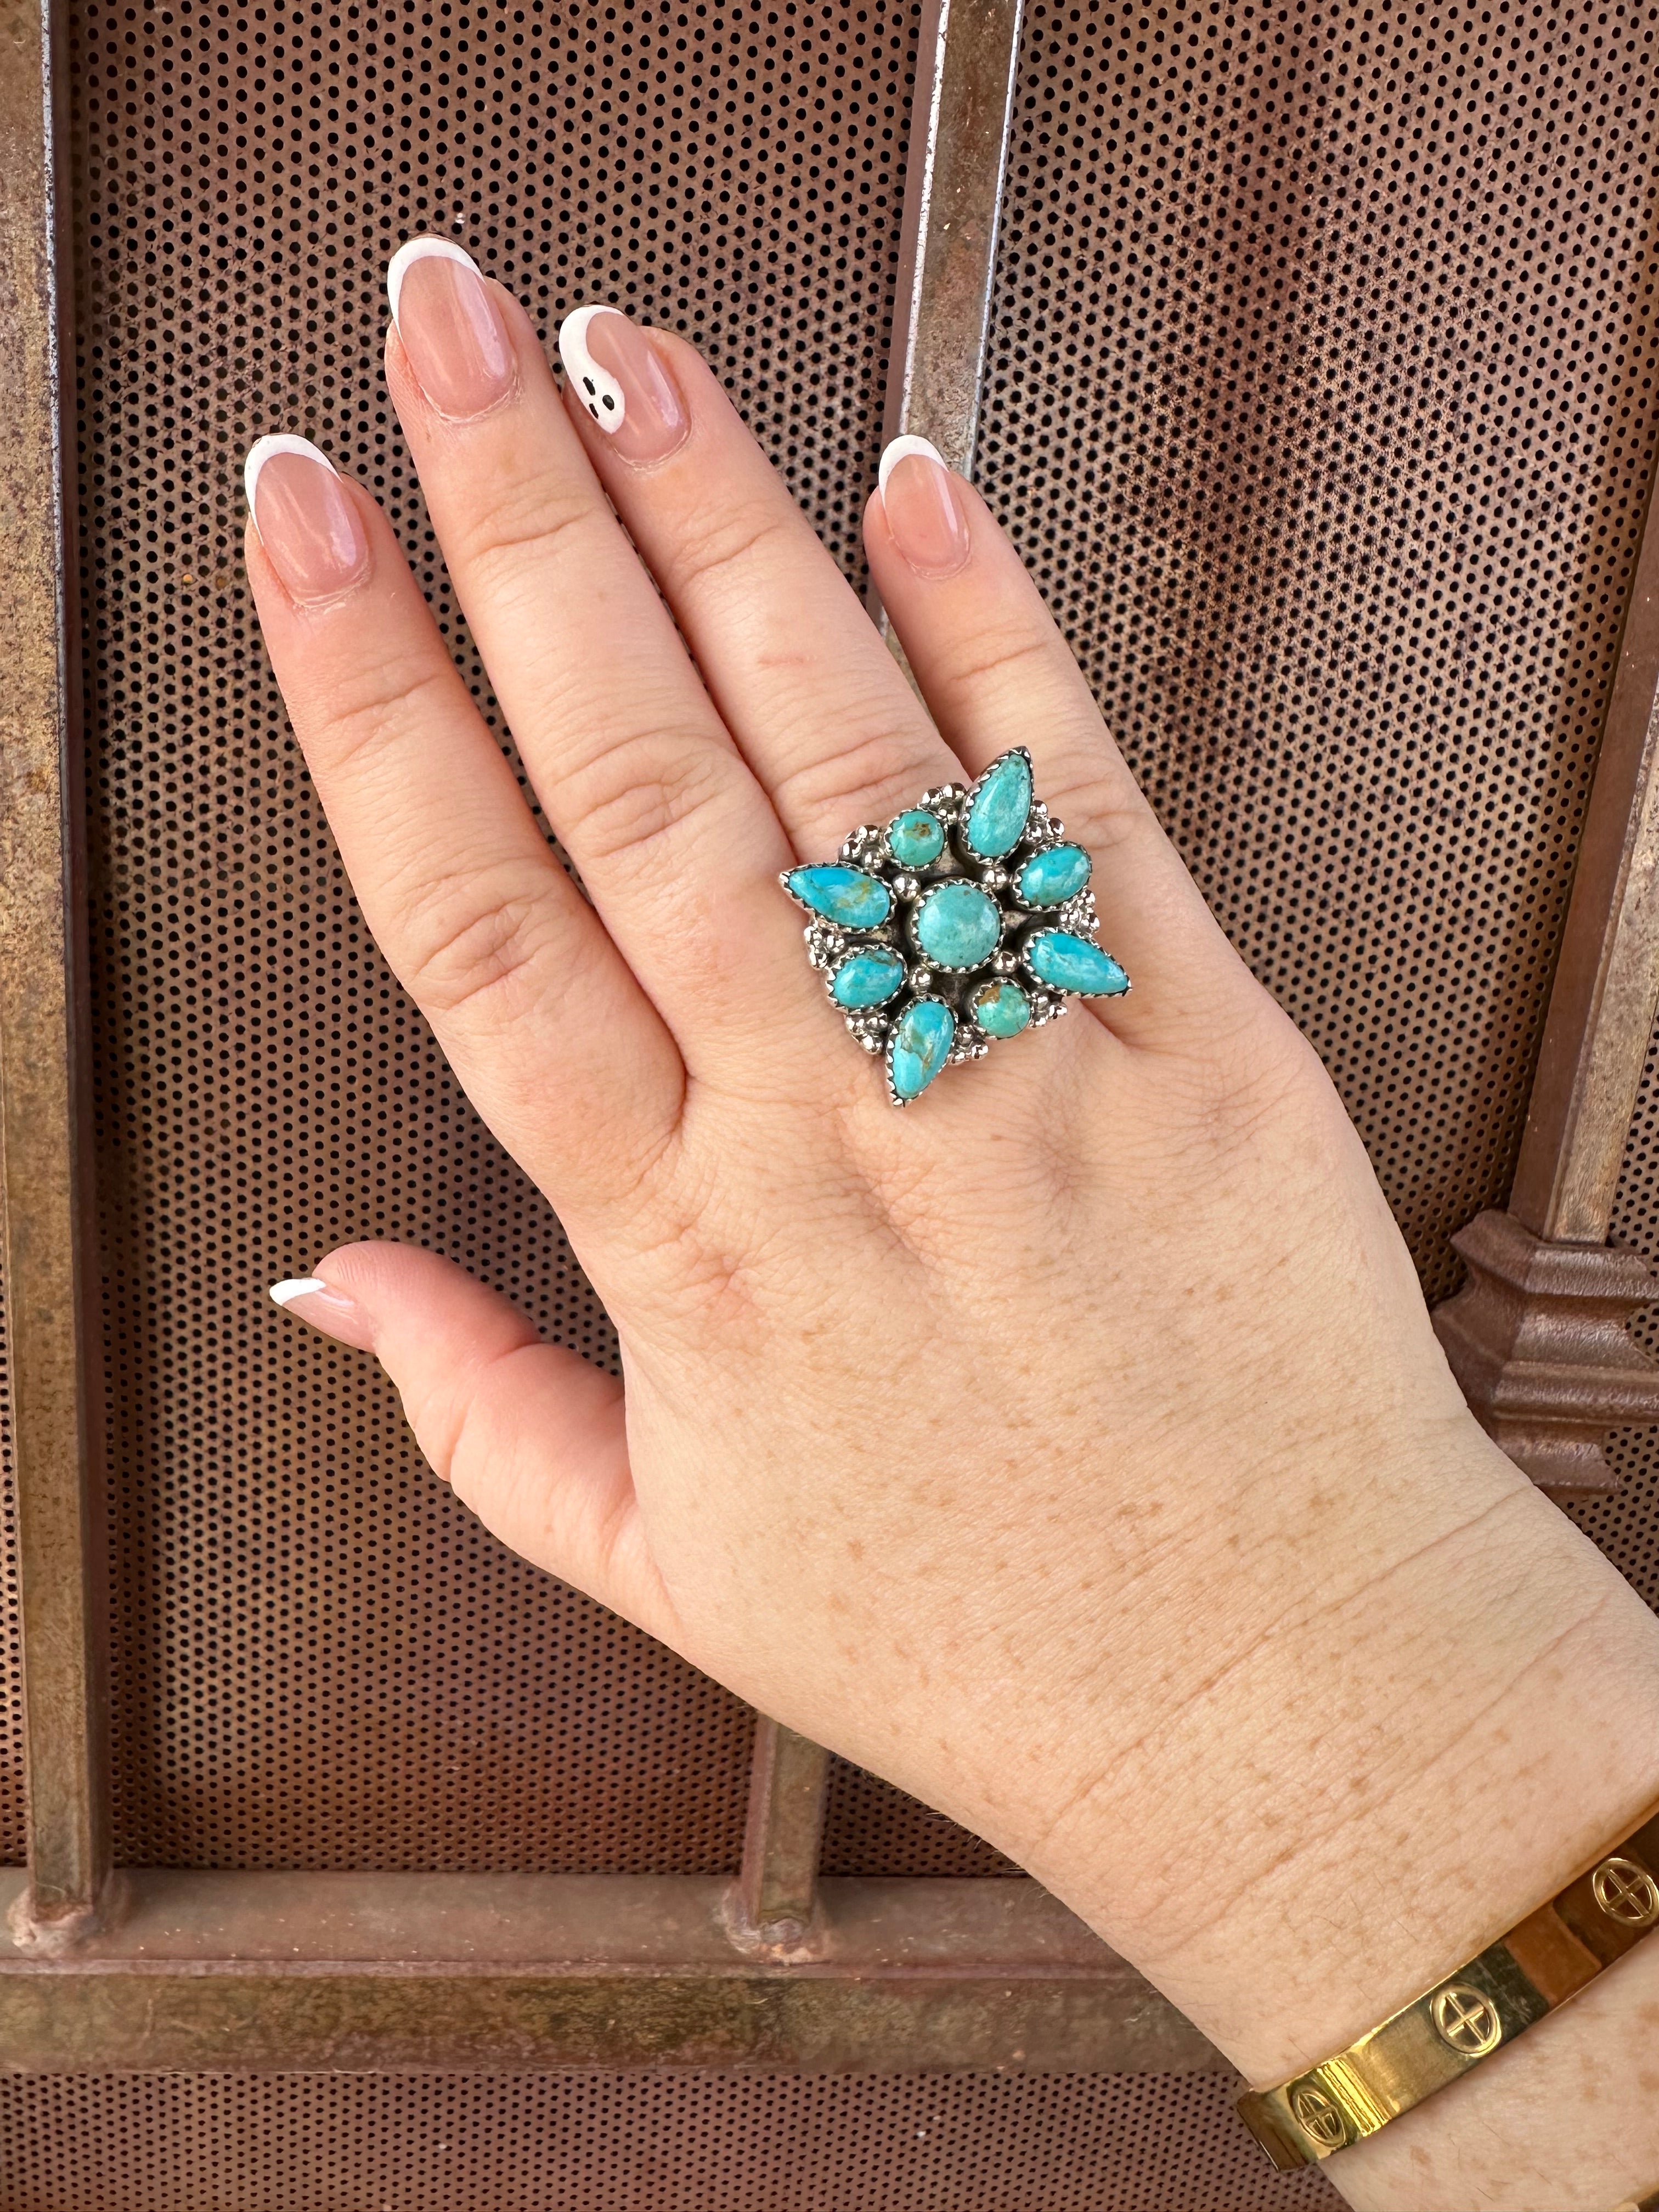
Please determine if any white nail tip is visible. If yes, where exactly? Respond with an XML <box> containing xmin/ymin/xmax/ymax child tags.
<box><xmin>244</xmin><ymin>435</ymin><xmax>337</xmax><ymax>519</ymax></box>
<box><xmin>269</xmin><ymin>1277</ymin><xmax>329</xmax><ymax>1307</ymax></box>
<box><xmin>557</xmin><ymin>304</ymin><xmax>628</xmax><ymax>432</ymax></box>
<box><xmin>386</xmin><ymin>236</ymin><xmax>482</xmax><ymax>329</ymax></box>
<box><xmin>878</xmin><ymin>434</ymin><xmax>949</xmax><ymax>496</ymax></box>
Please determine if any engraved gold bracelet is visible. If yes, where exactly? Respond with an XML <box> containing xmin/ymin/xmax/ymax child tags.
<box><xmin>1237</xmin><ymin>1805</ymin><xmax>1659</xmax><ymax>2169</ymax></box>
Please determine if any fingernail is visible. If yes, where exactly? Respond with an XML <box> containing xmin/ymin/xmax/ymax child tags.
<box><xmin>244</xmin><ymin>437</ymin><xmax>370</xmax><ymax>605</ymax></box>
<box><xmin>878</xmin><ymin>436</ymin><xmax>970</xmax><ymax>579</ymax></box>
<box><xmin>269</xmin><ymin>1276</ymin><xmax>376</xmax><ymax>1352</ymax></box>
<box><xmin>387</xmin><ymin>238</ymin><xmax>517</xmax><ymax>421</ymax></box>
<box><xmin>557</xmin><ymin>304</ymin><xmax>689</xmax><ymax>464</ymax></box>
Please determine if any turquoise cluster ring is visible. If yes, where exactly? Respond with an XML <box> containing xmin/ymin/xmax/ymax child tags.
<box><xmin>781</xmin><ymin>747</ymin><xmax>1130</xmax><ymax>1106</ymax></box>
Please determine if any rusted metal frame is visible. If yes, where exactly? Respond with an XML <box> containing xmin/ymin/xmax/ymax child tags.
<box><xmin>727</xmin><ymin>1720</ymin><xmax>832</xmax><ymax>1955</ymax></box>
<box><xmin>0</xmin><ymin>1868</ymin><xmax>1221</xmax><ymax>2071</ymax></box>
<box><xmin>1511</xmin><ymin>459</ymin><xmax>1659</xmax><ymax>1242</ymax></box>
<box><xmin>868</xmin><ymin>0</ymin><xmax>1025</xmax><ymax>655</ymax></box>
<box><xmin>0</xmin><ymin>0</ymin><xmax>111</xmax><ymax>1928</ymax></box>
<box><xmin>1434</xmin><ymin>442</ymin><xmax>1659</xmax><ymax>1496</ymax></box>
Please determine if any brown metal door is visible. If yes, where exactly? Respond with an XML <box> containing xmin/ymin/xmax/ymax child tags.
<box><xmin>5</xmin><ymin>0</ymin><xmax>1659</xmax><ymax>2201</ymax></box>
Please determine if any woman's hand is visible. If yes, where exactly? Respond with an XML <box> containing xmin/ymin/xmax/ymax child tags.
<box><xmin>245</xmin><ymin>244</ymin><xmax>1659</xmax><ymax>2208</ymax></box>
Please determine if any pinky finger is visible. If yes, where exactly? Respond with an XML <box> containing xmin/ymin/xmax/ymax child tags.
<box><xmin>272</xmin><ymin>1241</ymin><xmax>682</xmax><ymax>1650</ymax></box>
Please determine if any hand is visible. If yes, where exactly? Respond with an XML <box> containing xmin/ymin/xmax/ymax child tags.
<box><xmin>246</xmin><ymin>244</ymin><xmax>1659</xmax><ymax>2209</ymax></box>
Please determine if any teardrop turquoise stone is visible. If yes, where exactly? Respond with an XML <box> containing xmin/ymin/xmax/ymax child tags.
<box><xmin>888</xmin><ymin>998</ymin><xmax>956</xmax><ymax>1101</ymax></box>
<box><xmin>1015</xmin><ymin>843</ymin><xmax>1092</xmax><ymax>907</ymax></box>
<box><xmin>887</xmin><ymin>808</ymin><xmax>945</xmax><ymax>867</ymax></box>
<box><xmin>782</xmin><ymin>865</ymin><xmax>892</xmax><ymax>929</ymax></box>
<box><xmin>913</xmin><ymin>881</ymin><xmax>1001</xmax><ymax>969</ymax></box>
<box><xmin>964</xmin><ymin>750</ymin><xmax>1034</xmax><ymax>858</ymax></box>
<box><xmin>1026</xmin><ymin>930</ymin><xmax>1129</xmax><ymax>997</ymax></box>
<box><xmin>830</xmin><ymin>946</ymin><xmax>906</xmax><ymax>1008</ymax></box>
<box><xmin>971</xmin><ymin>979</ymin><xmax>1032</xmax><ymax>1037</ymax></box>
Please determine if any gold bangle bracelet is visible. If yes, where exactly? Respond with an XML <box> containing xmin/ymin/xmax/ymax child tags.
<box><xmin>1238</xmin><ymin>1804</ymin><xmax>1659</xmax><ymax>2169</ymax></box>
<box><xmin>1611</xmin><ymin>2191</ymin><xmax>1659</xmax><ymax>2212</ymax></box>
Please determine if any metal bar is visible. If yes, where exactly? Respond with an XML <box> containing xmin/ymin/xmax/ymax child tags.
<box><xmin>729</xmin><ymin>1720</ymin><xmax>832</xmax><ymax>1950</ymax></box>
<box><xmin>1509</xmin><ymin>470</ymin><xmax>1659</xmax><ymax>1242</ymax></box>
<box><xmin>0</xmin><ymin>0</ymin><xmax>109</xmax><ymax>1934</ymax></box>
<box><xmin>879</xmin><ymin>0</ymin><xmax>1026</xmax><ymax>480</ymax></box>
<box><xmin>0</xmin><ymin>1869</ymin><xmax>1221</xmax><ymax>2072</ymax></box>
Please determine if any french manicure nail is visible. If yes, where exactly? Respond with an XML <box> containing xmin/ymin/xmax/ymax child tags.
<box><xmin>557</xmin><ymin>304</ymin><xmax>690</xmax><ymax>464</ymax></box>
<box><xmin>878</xmin><ymin>435</ymin><xmax>971</xmax><ymax>580</ymax></box>
<box><xmin>244</xmin><ymin>436</ymin><xmax>371</xmax><ymax>605</ymax></box>
<box><xmin>387</xmin><ymin>238</ymin><xmax>517</xmax><ymax>420</ymax></box>
<box><xmin>269</xmin><ymin>1275</ymin><xmax>377</xmax><ymax>1351</ymax></box>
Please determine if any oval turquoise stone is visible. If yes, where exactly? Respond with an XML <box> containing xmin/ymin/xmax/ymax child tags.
<box><xmin>964</xmin><ymin>749</ymin><xmax>1034</xmax><ymax>858</ymax></box>
<box><xmin>913</xmin><ymin>881</ymin><xmax>1001</xmax><ymax>969</ymax></box>
<box><xmin>972</xmin><ymin>980</ymin><xmax>1032</xmax><ymax>1037</ymax></box>
<box><xmin>782</xmin><ymin>865</ymin><xmax>891</xmax><ymax>929</ymax></box>
<box><xmin>830</xmin><ymin>946</ymin><xmax>906</xmax><ymax>1008</ymax></box>
<box><xmin>1016</xmin><ymin>843</ymin><xmax>1092</xmax><ymax>907</ymax></box>
<box><xmin>1026</xmin><ymin>930</ymin><xmax>1130</xmax><ymax>997</ymax></box>
<box><xmin>888</xmin><ymin>998</ymin><xmax>956</xmax><ymax>1101</ymax></box>
<box><xmin>887</xmin><ymin>808</ymin><xmax>945</xmax><ymax>868</ymax></box>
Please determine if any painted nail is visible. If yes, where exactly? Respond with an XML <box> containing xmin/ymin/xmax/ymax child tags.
<box><xmin>557</xmin><ymin>304</ymin><xmax>690</xmax><ymax>464</ymax></box>
<box><xmin>878</xmin><ymin>436</ymin><xmax>970</xmax><ymax>579</ymax></box>
<box><xmin>269</xmin><ymin>1276</ymin><xmax>376</xmax><ymax>1352</ymax></box>
<box><xmin>387</xmin><ymin>238</ymin><xmax>516</xmax><ymax>421</ymax></box>
<box><xmin>244</xmin><ymin>437</ymin><xmax>370</xmax><ymax>605</ymax></box>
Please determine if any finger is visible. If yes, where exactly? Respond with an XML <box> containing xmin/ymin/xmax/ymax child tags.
<box><xmin>270</xmin><ymin>1242</ymin><xmax>681</xmax><ymax>1650</ymax></box>
<box><xmin>555</xmin><ymin>307</ymin><xmax>962</xmax><ymax>859</ymax></box>
<box><xmin>865</xmin><ymin>442</ymin><xmax>1252</xmax><ymax>1026</ymax></box>
<box><xmin>382</xmin><ymin>244</ymin><xmax>813</xmax><ymax>1069</ymax></box>
<box><xmin>242</xmin><ymin>433</ymin><xmax>684</xmax><ymax>1216</ymax></box>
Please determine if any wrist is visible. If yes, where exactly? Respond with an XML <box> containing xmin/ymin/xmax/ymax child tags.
<box><xmin>1009</xmin><ymin>1415</ymin><xmax>1659</xmax><ymax>2091</ymax></box>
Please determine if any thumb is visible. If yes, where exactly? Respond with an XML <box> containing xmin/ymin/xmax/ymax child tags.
<box><xmin>268</xmin><ymin>1241</ymin><xmax>680</xmax><ymax>1650</ymax></box>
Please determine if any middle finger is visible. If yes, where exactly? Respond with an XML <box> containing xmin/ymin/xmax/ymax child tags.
<box><xmin>554</xmin><ymin>303</ymin><xmax>966</xmax><ymax>861</ymax></box>
<box><xmin>382</xmin><ymin>240</ymin><xmax>808</xmax><ymax>1072</ymax></box>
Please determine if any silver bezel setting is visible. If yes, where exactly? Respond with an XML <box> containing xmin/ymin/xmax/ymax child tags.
<box><xmin>780</xmin><ymin>750</ymin><xmax>1131</xmax><ymax>1105</ymax></box>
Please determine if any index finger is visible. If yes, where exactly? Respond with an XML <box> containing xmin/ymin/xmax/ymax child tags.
<box><xmin>242</xmin><ymin>433</ymin><xmax>685</xmax><ymax>1222</ymax></box>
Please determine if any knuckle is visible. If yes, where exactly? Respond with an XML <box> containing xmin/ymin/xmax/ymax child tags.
<box><xmin>318</xmin><ymin>659</ymin><xmax>458</xmax><ymax>774</ymax></box>
<box><xmin>666</xmin><ymin>499</ymin><xmax>795</xmax><ymax>597</ymax></box>
<box><xmin>565</xmin><ymin>730</ymin><xmax>733</xmax><ymax>868</ymax></box>
<box><xmin>399</xmin><ymin>870</ymin><xmax>557</xmax><ymax>1024</ymax></box>
<box><xmin>772</xmin><ymin>718</ymin><xmax>949</xmax><ymax>837</ymax></box>
<box><xmin>449</xmin><ymin>469</ymin><xmax>604</xmax><ymax>583</ymax></box>
<box><xmin>940</xmin><ymin>623</ymin><xmax>1055</xmax><ymax>696</ymax></box>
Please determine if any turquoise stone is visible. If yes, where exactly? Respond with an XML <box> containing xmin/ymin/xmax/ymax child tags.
<box><xmin>964</xmin><ymin>749</ymin><xmax>1034</xmax><ymax>858</ymax></box>
<box><xmin>1026</xmin><ymin>930</ymin><xmax>1130</xmax><ymax>997</ymax></box>
<box><xmin>971</xmin><ymin>979</ymin><xmax>1032</xmax><ymax>1037</ymax></box>
<box><xmin>913</xmin><ymin>881</ymin><xmax>1001</xmax><ymax>969</ymax></box>
<box><xmin>888</xmin><ymin>998</ymin><xmax>956</xmax><ymax>1101</ymax></box>
<box><xmin>887</xmin><ymin>808</ymin><xmax>945</xmax><ymax>868</ymax></box>
<box><xmin>782</xmin><ymin>865</ymin><xmax>891</xmax><ymax>929</ymax></box>
<box><xmin>1016</xmin><ymin>843</ymin><xmax>1092</xmax><ymax>908</ymax></box>
<box><xmin>830</xmin><ymin>946</ymin><xmax>906</xmax><ymax>1008</ymax></box>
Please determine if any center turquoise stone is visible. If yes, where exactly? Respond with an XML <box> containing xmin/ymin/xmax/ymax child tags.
<box><xmin>912</xmin><ymin>880</ymin><xmax>1001</xmax><ymax>970</ymax></box>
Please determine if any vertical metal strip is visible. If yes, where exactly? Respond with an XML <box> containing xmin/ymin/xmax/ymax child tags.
<box><xmin>728</xmin><ymin>1720</ymin><xmax>832</xmax><ymax>1952</ymax></box>
<box><xmin>879</xmin><ymin>0</ymin><xmax>1026</xmax><ymax>479</ymax></box>
<box><xmin>0</xmin><ymin>0</ymin><xmax>110</xmax><ymax>1933</ymax></box>
<box><xmin>1509</xmin><ymin>473</ymin><xmax>1659</xmax><ymax>1243</ymax></box>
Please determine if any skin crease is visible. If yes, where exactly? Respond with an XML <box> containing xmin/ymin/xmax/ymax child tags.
<box><xmin>245</xmin><ymin>267</ymin><xmax>1659</xmax><ymax>2209</ymax></box>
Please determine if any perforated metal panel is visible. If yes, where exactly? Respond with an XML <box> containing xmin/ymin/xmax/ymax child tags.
<box><xmin>976</xmin><ymin>0</ymin><xmax>1659</xmax><ymax>1307</ymax></box>
<box><xmin>0</xmin><ymin>2071</ymin><xmax>1338</xmax><ymax>2210</ymax></box>
<box><xmin>69</xmin><ymin>0</ymin><xmax>917</xmax><ymax>1872</ymax></box>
